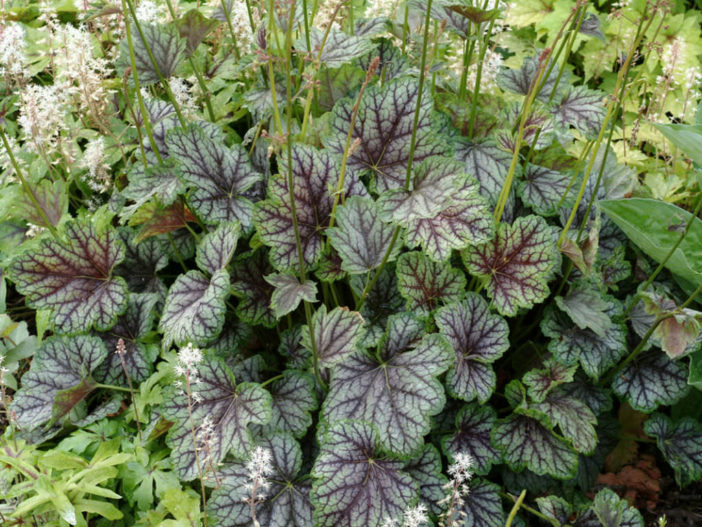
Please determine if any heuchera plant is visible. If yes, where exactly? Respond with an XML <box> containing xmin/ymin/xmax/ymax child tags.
<box><xmin>1</xmin><ymin>0</ymin><xmax>702</xmax><ymax>525</ymax></box>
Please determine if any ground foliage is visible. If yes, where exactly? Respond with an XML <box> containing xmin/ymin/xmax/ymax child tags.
<box><xmin>1</xmin><ymin>0</ymin><xmax>702</xmax><ymax>526</ymax></box>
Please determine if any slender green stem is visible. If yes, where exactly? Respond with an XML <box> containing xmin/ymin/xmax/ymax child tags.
<box><xmin>458</xmin><ymin>36</ymin><xmax>471</xmax><ymax>100</ymax></box>
<box><xmin>261</xmin><ymin>374</ymin><xmax>285</xmax><ymax>387</ymax></box>
<box><xmin>124</xmin><ymin>0</ymin><xmax>187</xmax><ymax>127</ymax></box>
<box><xmin>95</xmin><ymin>383</ymin><xmax>132</xmax><ymax>393</ymax></box>
<box><xmin>0</xmin><ymin>129</ymin><xmax>58</xmax><ymax>237</ymax></box>
<box><xmin>121</xmin><ymin>0</ymin><xmax>164</xmax><ymax>163</ymax></box>
<box><xmin>500</xmin><ymin>491</ymin><xmax>558</xmax><ymax>527</ymax></box>
<box><xmin>220</xmin><ymin>0</ymin><xmax>242</xmax><ymax>60</ymax></box>
<box><xmin>504</xmin><ymin>489</ymin><xmax>527</xmax><ymax>527</ymax></box>
<box><xmin>467</xmin><ymin>17</ymin><xmax>498</xmax><ymax>138</ymax></box>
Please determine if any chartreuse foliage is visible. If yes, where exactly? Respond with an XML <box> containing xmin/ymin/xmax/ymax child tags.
<box><xmin>3</xmin><ymin>0</ymin><xmax>702</xmax><ymax>526</ymax></box>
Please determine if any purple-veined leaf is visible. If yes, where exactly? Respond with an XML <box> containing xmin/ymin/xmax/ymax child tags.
<box><xmin>396</xmin><ymin>251</ymin><xmax>466</xmax><ymax>314</ymax></box>
<box><xmin>11</xmin><ymin>336</ymin><xmax>107</xmax><ymax>431</ymax></box>
<box><xmin>166</xmin><ymin>124</ymin><xmax>261</xmax><ymax>227</ymax></box>
<box><xmin>523</xmin><ymin>359</ymin><xmax>577</xmax><ymax>403</ymax></box>
<box><xmin>195</xmin><ymin>222</ymin><xmax>240</xmax><ymax>275</ymax></box>
<box><xmin>132</xmin><ymin>199</ymin><xmax>199</xmax><ymax>244</ymax></box>
<box><xmin>555</xmin><ymin>284</ymin><xmax>614</xmax><ymax>337</ymax></box>
<box><xmin>542</xmin><ymin>307</ymin><xmax>627</xmax><ymax>380</ymax></box>
<box><xmin>350</xmin><ymin>265</ymin><xmax>403</xmax><ymax>347</ymax></box>
<box><xmin>303</xmin><ymin>27</ymin><xmax>374</xmax><ymax>68</ymax></box>
<box><xmin>322</xmin><ymin>313</ymin><xmax>452</xmax><ymax>455</ymax></box>
<box><xmin>228</xmin><ymin>355</ymin><xmax>265</xmax><ymax>383</ymax></box>
<box><xmin>536</xmin><ymin>496</ymin><xmax>572</xmax><ymax>526</ymax></box>
<box><xmin>159</xmin><ymin>269</ymin><xmax>229</xmax><ymax>349</ymax></box>
<box><xmin>324</xmin><ymin>79</ymin><xmax>445</xmax><ymax>193</ymax></box>
<box><xmin>316</xmin><ymin>65</ymin><xmax>365</xmax><ymax>113</ymax></box>
<box><xmin>441</xmin><ymin>403</ymin><xmax>499</xmax><ymax>475</ymax></box>
<box><xmin>458</xmin><ymin>479</ymin><xmax>505</xmax><ymax>527</ymax></box>
<box><xmin>435</xmin><ymin>294</ymin><xmax>510</xmax><ymax>402</ymax></box>
<box><xmin>162</xmin><ymin>357</ymin><xmax>271</xmax><ymax>480</ymax></box>
<box><xmin>498</xmin><ymin>104</ymin><xmax>557</xmax><ymax>152</ymax></box>
<box><xmin>118</xmin><ymin>23</ymin><xmax>186</xmax><ymax>84</ymax></box>
<box><xmin>612</xmin><ymin>351</ymin><xmax>688</xmax><ymax>413</ymax></box>
<box><xmin>518</xmin><ymin>164</ymin><xmax>573</xmax><ymax>216</ymax></box>
<box><xmin>94</xmin><ymin>293</ymin><xmax>159</xmax><ymax>385</ymax></box>
<box><xmin>255</xmin><ymin>144</ymin><xmax>366</xmax><ymax>270</ymax></box>
<box><xmin>357</xmin><ymin>38</ymin><xmax>408</xmax><ymax>81</ymax></box>
<box><xmin>114</xmin><ymin>229</ymin><xmax>168</xmax><ymax>296</ymax></box>
<box><xmin>261</xmin><ymin>370</ymin><xmax>318</xmax><ymax>438</ymax></box>
<box><xmin>377</xmin><ymin>157</ymin><xmax>463</xmax><ymax>224</ymax></box>
<box><xmin>492</xmin><ymin>412</ymin><xmax>578</xmax><ymax>479</ymax></box>
<box><xmin>496</xmin><ymin>56</ymin><xmax>570</xmax><ymax>103</ymax></box>
<box><xmin>534</xmin><ymin>390</ymin><xmax>598</xmax><ymax>454</ymax></box>
<box><xmin>231</xmin><ymin>250</ymin><xmax>277</xmax><ymax>327</ymax></box>
<box><xmin>561</xmin><ymin>375</ymin><xmax>613</xmax><ymax>416</ymax></box>
<box><xmin>644</xmin><ymin>413</ymin><xmax>702</xmax><ymax>487</ymax></box>
<box><xmin>405</xmin><ymin>445</ymin><xmax>447</xmax><ymax>517</ymax></box>
<box><xmin>265</xmin><ymin>273</ymin><xmax>318</xmax><ymax>317</ymax></box>
<box><xmin>464</xmin><ymin>215</ymin><xmax>557</xmax><ymax>316</ymax></box>
<box><xmin>279</xmin><ymin>327</ymin><xmax>310</xmax><ymax>370</ymax></box>
<box><xmin>302</xmin><ymin>305</ymin><xmax>365</xmax><ymax>368</ymax></box>
<box><xmin>551</xmin><ymin>86</ymin><xmax>606</xmax><ymax>137</ymax></box>
<box><xmin>403</xmin><ymin>170</ymin><xmax>494</xmax><ymax>262</ymax></box>
<box><xmin>455</xmin><ymin>140</ymin><xmax>512</xmax><ymax>204</ymax></box>
<box><xmin>311</xmin><ymin>420</ymin><xmax>417</xmax><ymax>527</ymax></box>
<box><xmin>207</xmin><ymin>433</ymin><xmax>313</xmax><ymax>527</ymax></box>
<box><xmin>580</xmin><ymin>12</ymin><xmax>605</xmax><ymax>40</ymax></box>
<box><xmin>175</xmin><ymin>8</ymin><xmax>217</xmax><ymax>56</ymax></box>
<box><xmin>327</xmin><ymin>197</ymin><xmax>400</xmax><ymax>274</ymax></box>
<box><xmin>9</xmin><ymin>221</ymin><xmax>128</xmax><ymax>334</ymax></box>
<box><xmin>577</xmin><ymin>488</ymin><xmax>644</xmax><ymax>527</ymax></box>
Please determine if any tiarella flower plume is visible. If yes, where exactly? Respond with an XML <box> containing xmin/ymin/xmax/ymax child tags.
<box><xmin>17</xmin><ymin>84</ymin><xmax>69</xmax><ymax>155</ymax></box>
<box><xmin>364</xmin><ymin>0</ymin><xmax>401</xmax><ymax>20</ymax></box>
<box><xmin>383</xmin><ymin>503</ymin><xmax>430</xmax><ymax>527</ymax></box>
<box><xmin>439</xmin><ymin>453</ymin><xmax>475</xmax><ymax>527</ymax></box>
<box><xmin>174</xmin><ymin>343</ymin><xmax>203</xmax><ymax>401</ymax></box>
<box><xmin>315</xmin><ymin>0</ymin><xmax>343</xmax><ymax>30</ymax></box>
<box><xmin>0</xmin><ymin>22</ymin><xmax>28</xmax><ymax>78</ymax></box>
<box><xmin>135</xmin><ymin>0</ymin><xmax>162</xmax><ymax>23</ymax></box>
<box><xmin>81</xmin><ymin>137</ymin><xmax>111</xmax><ymax>193</ymax></box>
<box><xmin>217</xmin><ymin>0</ymin><xmax>257</xmax><ymax>52</ymax></box>
<box><xmin>170</xmin><ymin>77</ymin><xmax>198</xmax><ymax>117</ymax></box>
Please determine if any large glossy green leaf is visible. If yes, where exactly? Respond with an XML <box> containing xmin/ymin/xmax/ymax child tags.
<box><xmin>600</xmin><ymin>198</ymin><xmax>702</xmax><ymax>286</ymax></box>
<box><xmin>653</xmin><ymin>123</ymin><xmax>702</xmax><ymax>166</ymax></box>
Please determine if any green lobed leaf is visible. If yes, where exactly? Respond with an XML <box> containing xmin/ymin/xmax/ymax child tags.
<box><xmin>159</xmin><ymin>269</ymin><xmax>230</xmax><ymax>349</ymax></box>
<box><xmin>255</xmin><ymin>144</ymin><xmax>367</xmax><ymax>270</ymax></box>
<box><xmin>167</xmin><ymin>124</ymin><xmax>261</xmax><ymax>227</ymax></box>
<box><xmin>302</xmin><ymin>305</ymin><xmax>365</xmax><ymax>368</ymax></box>
<box><xmin>11</xmin><ymin>336</ymin><xmax>107</xmax><ymax>431</ymax></box>
<box><xmin>644</xmin><ymin>413</ymin><xmax>702</xmax><ymax>487</ymax></box>
<box><xmin>435</xmin><ymin>294</ymin><xmax>510</xmax><ymax>402</ymax></box>
<box><xmin>15</xmin><ymin>179</ymin><xmax>67</xmax><ymax>228</ymax></box>
<box><xmin>612</xmin><ymin>351</ymin><xmax>688</xmax><ymax>413</ymax></box>
<box><xmin>265</xmin><ymin>273</ymin><xmax>318</xmax><ymax>317</ymax></box>
<box><xmin>579</xmin><ymin>487</ymin><xmax>644</xmax><ymax>527</ymax></box>
<box><xmin>555</xmin><ymin>284</ymin><xmax>614</xmax><ymax>337</ymax></box>
<box><xmin>311</xmin><ymin>420</ymin><xmax>418</xmax><ymax>527</ymax></box>
<box><xmin>9</xmin><ymin>221</ymin><xmax>128</xmax><ymax>334</ymax></box>
<box><xmin>328</xmin><ymin>196</ymin><xmax>400</xmax><ymax>275</ymax></box>
<box><xmin>536</xmin><ymin>496</ymin><xmax>572</xmax><ymax>526</ymax></box>
<box><xmin>207</xmin><ymin>433</ymin><xmax>313</xmax><ymax>527</ymax></box>
<box><xmin>523</xmin><ymin>359</ymin><xmax>577</xmax><ymax>403</ymax></box>
<box><xmin>534</xmin><ymin>390</ymin><xmax>598</xmax><ymax>455</ymax></box>
<box><xmin>441</xmin><ymin>403</ymin><xmax>499</xmax><ymax>475</ymax></box>
<box><xmin>324</xmin><ymin>78</ymin><xmax>445</xmax><ymax>193</ymax></box>
<box><xmin>464</xmin><ymin>215</ymin><xmax>557</xmax><ymax>316</ymax></box>
<box><xmin>162</xmin><ymin>357</ymin><xmax>272</xmax><ymax>480</ymax></box>
<box><xmin>323</xmin><ymin>313</ymin><xmax>452</xmax><ymax>455</ymax></box>
<box><xmin>195</xmin><ymin>222</ymin><xmax>240</xmax><ymax>275</ymax></box>
<box><xmin>175</xmin><ymin>8</ymin><xmax>217</xmax><ymax>56</ymax></box>
<box><xmin>395</xmin><ymin>251</ymin><xmax>466</xmax><ymax>314</ymax></box>
<box><xmin>600</xmin><ymin>198</ymin><xmax>702</xmax><ymax>287</ymax></box>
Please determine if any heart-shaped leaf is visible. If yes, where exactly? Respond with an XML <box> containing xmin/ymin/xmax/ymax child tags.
<box><xmin>167</xmin><ymin>124</ymin><xmax>261</xmax><ymax>227</ymax></box>
<box><xmin>159</xmin><ymin>269</ymin><xmax>230</xmax><ymax>349</ymax></box>
<box><xmin>436</xmin><ymin>294</ymin><xmax>510</xmax><ymax>402</ymax></box>
<box><xmin>256</xmin><ymin>144</ymin><xmax>366</xmax><ymax>270</ymax></box>
<box><xmin>302</xmin><ymin>305</ymin><xmax>365</xmax><ymax>368</ymax></box>
<box><xmin>261</xmin><ymin>370</ymin><xmax>318</xmax><ymax>438</ymax></box>
<box><xmin>464</xmin><ymin>215</ymin><xmax>557</xmax><ymax>316</ymax></box>
<box><xmin>9</xmin><ymin>221</ymin><xmax>128</xmax><ymax>334</ymax></box>
<box><xmin>455</xmin><ymin>140</ymin><xmax>512</xmax><ymax>204</ymax></box>
<box><xmin>555</xmin><ymin>284</ymin><xmax>614</xmax><ymax>337</ymax></box>
<box><xmin>325</xmin><ymin>79</ymin><xmax>444</xmax><ymax>193</ymax></box>
<box><xmin>535</xmin><ymin>390</ymin><xmax>598</xmax><ymax>454</ymax></box>
<box><xmin>612</xmin><ymin>351</ymin><xmax>688</xmax><ymax>412</ymax></box>
<box><xmin>323</xmin><ymin>313</ymin><xmax>452</xmax><ymax>455</ymax></box>
<box><xmin>328</xmin><ymin>196</ymin><xmax>400</xmax><ymax>275</ymax></box>
<box><xmin>396</xmin><ymin>251</ymin><xmax>466</xmax><ymax>314</ymax></box>
<box><xmin>311</xmin><ymin>420</ymin><xmax>417</xmax><ymax>527</ymax></box>
<box><xmin>11</xmin><ymin>336</ymin><xmax>107</xmax><ymax>431</ymax></box>
<box><xmin>645</xmin><ymin>413</ymin><xmax>702</xmax><ymax>487</ymax></box>
<box><xmin>162</xmin><ymin>357</ymin><xmax>272</xmax><ymax>480</ymax></box>
<box><xmin>459</xmin><ymin>479</ymin><xmax>505</xmax><ymax>527</ymax></box>
<box><xmin>441</xmin><ymin>403</ymin><xmax>499</xmax><ymax>475</ymax></box>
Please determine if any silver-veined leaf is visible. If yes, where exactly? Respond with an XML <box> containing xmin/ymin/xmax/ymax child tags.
<box><xmin>523</xmin><ymin>359</ymin><xmax>577</xmax><ymax>403</ymax></box>
<box><xmin>551</xmin><ymin>86</ymin><xmax>606</xmax><ymax>138</ymax></box>
<box><xmin>535</xmin><ymin>390</ymin><xmax>598</xmax><ymax>454</ymax></box>
<box><xmin>265</xmin><ymin>273</ymin><xmax>318</xmax><ymax>317</ymax></box>
<box><xmin>441</xmin><ymin>403</ymin><xmax>499</xmax><ymax>475</ymax></box>
<box><xmin>304</xmin><ymin>27</ymin><xmax>374</xmax><ymax>68</ymax></box>
<box><xmin>435</xmin><ymin>294</ymin><xmax>510</xmax><ymax>402</ymax></box>
<box><xmin>118</xmin><ymin>23</ymin><xmax>186</xmax><ymax>84</ymax></box>
<box><xmin>302</xmin><ymin>305</ymin><xmax>365</xmax><ymax>368</ymax></box>
<box><xmin>322</xmin><ymin>313</ymin><xmax>452</xmax><ymax>455</ymax></box>
<box><xmin>159</xmin><ymin>269</ymin><xmax>229</xmax><ymax>349</ymax></box>
<box><xmin>396</xmin><ymin>252</ymin><xmax>465</xmax><ymax>314</ymax></box>
<box><xmin>555</xmin><ymin>284</ymin><xmax>614</xmax><ymax>337</ymax></box>
<box><xmin>231</xmin><ymin>250</ymin><xmax>277</xmax><ymax>327</ymax></box>
<box><xmin>311</xmin><ymin>420</ymin><xmax>417</xmax><ymax>527</ymax></box>
<box><xmin>459</xmin><ymin>479</ymin><xmax>505</xmax><ymax>527</ymax></box>
<box><xmin>644</xmin><ymin>413</ymin><xmax>702</xmax><ymax>487</ymax></box>
<box><xmin>195</xmin><ymin>222</ymin><xmax>240</xmax><ymax>275</ymax></box>
<box><xmin>518</xmin><ymin>164</ymin><xmax>573</xmax><ymax>216</ymax></box>
<box><xmin>405</xmin><ymin>445</ymin><xmax>447</xmax><ymax>517</ymax></box>
<box><xmin>455</xmin><ymin>140</ymin><xmax>512</xmax><ymax>204</ymax></box>
<box><xmin>261</xmin><ymin>370</ymin><xmax>318</xmax><ymax>438</ymax></box>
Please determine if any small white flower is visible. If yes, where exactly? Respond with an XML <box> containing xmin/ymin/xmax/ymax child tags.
<box><xmin>178</xmin><ymin>342</ymin><xmax>203</xmax><ymax>370</ymax></box>
<box><xmin>0</xmin><ymin>22</ymin><xmax>28</xmax><ymax>77</ymax></box>
<box><xmin>135</xmin><ymin>0</ymin><xmax>161</xmax><ymax>23</ymax></box>
<box><xmin>448</xmin><ymin>453</ymin><xmax>474</xmax><ymax>484</ymax></box>
<box><xmin>402</xmin><ymin>503</ymin><xmax>429</xmax><ymax>527</ymax></box>
<box><xmin>81</xmin><ymin>137</ymin><xmax>111</xmax><ymax>193</ymax></box>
